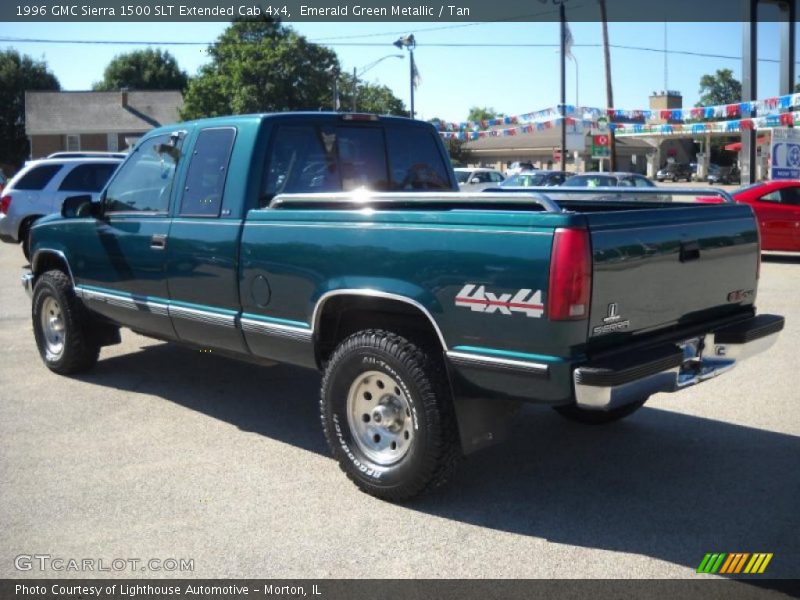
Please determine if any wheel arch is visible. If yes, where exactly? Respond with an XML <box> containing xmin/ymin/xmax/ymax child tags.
<box><xmin>312</xmin><ymin>290</ymin><xmax>448</xmax><ymax>368</ymax></box>
<box><xmin>31</xmin><ymin>249</ymin><xmax>75</xmax><ymax>285</ymax></box>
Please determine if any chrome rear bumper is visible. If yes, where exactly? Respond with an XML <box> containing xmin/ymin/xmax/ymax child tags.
<box><xmin>21</xmin><ymin>272</ymin><xmax>33</xmax><ymax>299</ymax></box>
<box><xmin>573</xmin><ymin>314</ymin><xmax>784</xmax><ymax>411</ymax></box>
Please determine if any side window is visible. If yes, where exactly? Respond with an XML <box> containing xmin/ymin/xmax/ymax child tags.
<box><xmin>634</xmin><ymin>176</ymin><xmax>653</xmax><ymax>188</ymax></box>
<box><xmin>618</xmin><ymin>178</ymin><xmax>635</xmax><ymax>187</ymax></box>
<box><xmin>179</xmin><ymin>128</ymin><xmax>236</xmax><ymax>217</ymax></box>
<box><xmin>58</xmin><ymin>163</ymin><xmax>118</xmax><ymax>193</ymax></box>
<box><xmin>759</xmin><ymin>191</ymin><xmax>782</xmax><ymax>203</ymax></box>
<box><xmin>14</xmin><ymin>164</ymin><xmax>63</xmax><ymax>190</ymax></box>
<box><xmin>105</xmin><ymin>134</ymin><xmax>179</xmax><ymax>214</ymax></box>
<box><xmin>386</xmin><ymin>127</ymin><xmax>451</xmax><ymax>190</ymax></box>
<box><xmin>490</xmin><ymin>172</ymin><xmax>504</xmax><ymax>183</ymax></box>
<box><xmin>780</xmin><ymin>187</ymin><xmax>800</xmax><ymax>205</ymax></box>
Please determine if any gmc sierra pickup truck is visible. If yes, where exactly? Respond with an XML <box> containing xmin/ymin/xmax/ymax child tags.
<box><xmin>22</xmin><ymin>112</ymin><xmax>784</xmax><ymax>501</ymax></box>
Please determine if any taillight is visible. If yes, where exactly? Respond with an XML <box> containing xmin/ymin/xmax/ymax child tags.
<box><xmin>548</xmin><ymin>228</ymin><xmax>592</xmax><ymax>320</ymax></box>
<box><xmin>0</xmin><ymin>195</ymin><xmax>11</xmax><ymax>215</ymax></box>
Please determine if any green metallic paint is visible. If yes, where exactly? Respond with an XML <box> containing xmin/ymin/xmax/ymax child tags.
<box><xmin>26</xmin><ymin>112</ymin><xmax>763</xmax><ymax>410</ymax></box>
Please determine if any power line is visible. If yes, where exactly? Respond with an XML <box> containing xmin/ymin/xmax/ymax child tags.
<box><xmin>1</xmin><ymin>35</ymin><xmax>798</xmax><ymax>65</ymax></box>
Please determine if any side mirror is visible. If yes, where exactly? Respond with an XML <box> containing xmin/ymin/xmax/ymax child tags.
<box><xmin>470</xmin><ymin>178</ymin><xmax>481</xmax><ymax>184</ymax></box>
<box><xmin>61</xmin><ymin>194</ymin><xmax>96</xmax><ymax>218</ymax></box>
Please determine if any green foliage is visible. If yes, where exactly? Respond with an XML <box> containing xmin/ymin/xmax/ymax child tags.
<box><xmin>444</xmin><ymin>137</ymin><xmax>473</xmax><ymax>167</ymax></box>
<box><xmin>0</xmin><ymin>49</ymin><xmax>60</xmax><ymax>169</ymax></box>
<box><xmin>467</xmin><ymin>106</ymin><xmax>502</xmax><ymax>123</ymax></box>
<box><xmin>341</xmin><ymin>77</ymin><xmax>407</xmax><ymax>116</ymax></box>
<box><xmin>181</xmin><ymin>18</ymin><xmax>339</xmax><ymax>120</ymax></box>
<box><xmin>427</xmin><ymin>117</ymin><xmax>470</xmax><ymax>166</ymax></box>
<box><xmin>697</xmin><ymin>69</ymin><xmax>742</xmax><ymax>107</ymax></box>
<box><xmin>93</xmin><ymin>48</ymin><xmax>188</xmax><ymax>92</ymax></box>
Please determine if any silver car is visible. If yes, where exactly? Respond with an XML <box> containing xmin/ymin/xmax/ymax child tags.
<box><xmin>454</xmin><ymin>167</ymin><xmax>505</xmax><ymax>191</ymax></box>
<box><xmin>0</xmin><ymin>157</ymin><xmax>122</xmax><ymax>259</ymax></box>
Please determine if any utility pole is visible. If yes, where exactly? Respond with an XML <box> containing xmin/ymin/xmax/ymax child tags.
<box><xmin>352</xmin><ymin>67</ymin><xmax>357</xmax><ymax>112</ymax></box>
<box><xmin>393</xmin><ymin>34</ymin><xmax>417</xmax><ymax>119</ymax></box>
<box><xmin>559</xmin><ymin>3</ymin><xmax>567</xmax><ymax>173</ymax></box>
<box><xmin>599</xmin><ymin>0</ymin><xmax>617</xmax><ymax>171</ymax></box>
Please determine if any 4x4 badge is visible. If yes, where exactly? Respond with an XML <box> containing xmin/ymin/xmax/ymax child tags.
<box><xmin>455</xmin><ymin>284</ymin><xmax>544</xmax><ymax>318</ymax></box>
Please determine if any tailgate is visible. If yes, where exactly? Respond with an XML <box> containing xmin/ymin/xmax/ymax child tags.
<box><xmin>585</xmin><ymin>204</ymin><xmax>759</xmax><ymax>346</ymax></box>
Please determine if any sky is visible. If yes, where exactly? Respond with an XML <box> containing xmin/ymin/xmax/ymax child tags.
<box><xmin>1</xmin><ymin>19</ymin><xmax>798</xmax><ymax>122</ymax></box>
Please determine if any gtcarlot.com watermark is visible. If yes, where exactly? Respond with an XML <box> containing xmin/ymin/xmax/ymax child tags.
<box><xmin>15</xmin><ymin>554</ymin><xmax>194</xmax><ymax>573</ymax></box>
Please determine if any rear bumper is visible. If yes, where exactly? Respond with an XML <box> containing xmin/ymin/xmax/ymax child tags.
<box><xmin>573</xmin><ymin>314</ymin><xmax>784</xmax><ymax>411</ymax></box>
<box><xmin>21</xmin><ymin>272</ymin><xmax>33</xmax><ymax>299</ymax></box>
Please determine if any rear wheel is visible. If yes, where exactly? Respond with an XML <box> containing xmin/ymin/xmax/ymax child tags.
<box><xmin>32</xmin><ymin>270</ymin><xmax>100</xmax><ymax>374</ymax></box>
<box><xmin>553</xmin><ymin>399</ymin><xmax>647</xmax><ymax>425</ymax></box>
<box><xmin>320</xmin><ymin>330</ymin><xmax>461</xmax><ymax>501</ymax></box>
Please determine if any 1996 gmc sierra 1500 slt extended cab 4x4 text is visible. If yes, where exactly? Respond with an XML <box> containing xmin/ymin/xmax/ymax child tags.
<box><xmin>21</xmin><ymin>112</ymin><xmax>784</xmax><ymax>501</ymax></box>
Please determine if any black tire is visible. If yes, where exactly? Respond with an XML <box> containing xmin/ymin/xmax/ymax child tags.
<box><xmin>32</xmin><ymin>270</ymin><xmax>100</xmax><ymax>374</ymax></box>
<box><xmin>553</xmin><ymin>399</ymin><xmax>647</xmax><ymax>425</ymax></box>
<box><xmin>320</xmin><ymin>330</ymin><xmax>461</xmax><ymax>501</ymax></box>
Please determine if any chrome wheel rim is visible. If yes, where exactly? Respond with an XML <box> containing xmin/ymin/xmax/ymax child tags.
<box><xmin>346</xmin><ymin>370</ymin><xmax>415</xmax><ymax>465</ymax></box>
<box><xmin>40</xmin><ymin>296</ymin><xmax>65</xmax><ymax>358</ymax></box>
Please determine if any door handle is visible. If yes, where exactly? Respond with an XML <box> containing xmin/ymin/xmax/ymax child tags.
<box><xmin>150</xmin><ymin>234</ymin><xmax>167</xmax><ymax>250</ymax></box>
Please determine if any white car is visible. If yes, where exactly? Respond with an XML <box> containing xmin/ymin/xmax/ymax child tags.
<box><xmin>0</xmin><ymin>157</ymin><xmax>122</xmax><ymax>259</ymax></box>
<box><xmin>454</xmin><ymin>168</ymin><xmax>505</xmax><ymax>191</ymax></box>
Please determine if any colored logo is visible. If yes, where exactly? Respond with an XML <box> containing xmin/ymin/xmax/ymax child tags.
<box><xmin>455</xmin><ymin>284</ymin><xmax>544</xmax><ymax>318</ymax></box>
<box><xmin>697</xmin><ymin>553</ymin><xmax>773</xmax><ymax>575</ymax></box>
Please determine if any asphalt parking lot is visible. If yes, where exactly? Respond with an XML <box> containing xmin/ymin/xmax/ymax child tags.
<box><xmin>1</xmin><ymin>240</ymin><xmax>798</xmax><ymax>580</ymax></box>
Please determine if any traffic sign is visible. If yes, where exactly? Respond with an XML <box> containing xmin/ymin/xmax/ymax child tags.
<box><xmin>770</xmin><ymin>128</ymin><xmax>800</xmax><ymax>179</ymax></box>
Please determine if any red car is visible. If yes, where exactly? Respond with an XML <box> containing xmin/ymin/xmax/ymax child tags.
<box><xmin>697</xmin><ymin>180</ymin><xmax>800</xmax><ymax>251</ymax></box>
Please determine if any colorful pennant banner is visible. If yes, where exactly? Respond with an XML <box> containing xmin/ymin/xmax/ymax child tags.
<box><xmin>438</xmin><ymin>111</ymin><xmax>800</xmax><ymax>141</ymax></box>
<box><xmin>433</xmin><ymin>92</ymin><xmax>800</xmax><ymax>134</ymax></box>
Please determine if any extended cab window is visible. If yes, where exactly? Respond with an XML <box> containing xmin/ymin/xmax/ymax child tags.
<box><xmin>58</xmin><ymin>163</ymin><xmax>118</xmax><ymax>193</ymax></box>
<box><xmin>15</xmin><ymin>164</ymin><xmax>63</xmax><ymax>190</ymax></box>
<box><xmin>104</xmin><ymin>134</ymin><xmax>179</xmax><ymax>214</ymax></box>
<box><xmin>179</xmin><ymin>127</ymin><xmax>236</xmax><ymax>217</ymax></box>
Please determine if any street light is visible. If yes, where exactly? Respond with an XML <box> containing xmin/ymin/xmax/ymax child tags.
<box><xmin>351</xmin><ymin>54</ymin><xmax>404</xmax><ymax>112</ymax></box>
<box><xmin>393</xmin><ymin>33</ymin><xmax>417</xmax><ymax>119</ymax></box>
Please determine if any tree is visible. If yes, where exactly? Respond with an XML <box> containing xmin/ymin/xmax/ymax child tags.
<box><xmin>341</xmin><ymin>79</ymin><xmax>407</xmax><ymax>116</ymax></box>
<box><xmin>0</xmin><ymin>50</ymin><xmax>60</xmax><ymax>169</ymax></box>
<box><xmin>93</xmin><ymin>48</ymin><xmax>188</xmax><ymax>92</ymax></box>
<box><xmin>428</xmin><ymin>117</ymin><xmax>473</xmax><ymax>166</ymax></box>
<box><xmin>181</xmin><ymin>18</ymin><xmax>339</xmax><ymax>119</ymax></box>
<box><xmin>697</xmin><ymin>69</ymin><xmax>742</xmax><ymax>107</ymax></box>
<box><xmin>443</xmin><ymin>137</ymin><xmax>473</xmax><ymax>167</ymax></box>
<box><xmin>467</xmin><ymin>106</ymin><xmax>501</xmax><ymax>123</ymax></box>
<box><xmin>794</xmin><ymin>81</ymin><xmax>800</xmax><ymax>93</ymax></box>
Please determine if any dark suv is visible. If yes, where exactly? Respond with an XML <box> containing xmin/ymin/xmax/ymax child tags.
<box><xmin>656</xmin><ymin>163</ymin><xmax>693</xmax><ymax>182</ymax></box>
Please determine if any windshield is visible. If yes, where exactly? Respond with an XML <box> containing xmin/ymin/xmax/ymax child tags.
<box><xmin>564</xmin><ymin>175</ymin><xmax>617</xmax><ymax>187</ymax></box>
<box><xmin>454</xmin><ymin>171</ymin><xmax>471</xmax><ymax>184</ymax></box>
<box><xmin>732</xmin><ymin>182</ymin><xmax>765</xmax><ymax>195</ymax></box>
<box><xmin>502</xmin><ymin>173</ymin><xmax>547</xmax><ymax>187</ymax></box>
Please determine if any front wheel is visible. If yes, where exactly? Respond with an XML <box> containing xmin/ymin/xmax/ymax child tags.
<box><xmin>32</xmin><ymin>270</ymin><xmax>100</xmax><ymax>374</ymax></box>
<box><xmin>320</xmin><ymin>330</ymin><xmax>461</xmax><ymax>501</ymax></box>
<box><xmin>553</xmin><ymin>399</ymin><xmax>647</xmax><ymax>424</ymax></box>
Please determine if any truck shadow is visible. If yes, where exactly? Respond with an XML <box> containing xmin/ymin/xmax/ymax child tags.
<box><xmin>79</xmin><ymin>341</ymin><xmax>800</xmax><ymax>579</ymax></box>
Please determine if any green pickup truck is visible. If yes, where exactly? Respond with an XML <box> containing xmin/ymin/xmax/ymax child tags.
<box><xmin>22</xmin><ymin>112</ymin><xmax>784</xmax><ymax>501</ymax></box>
